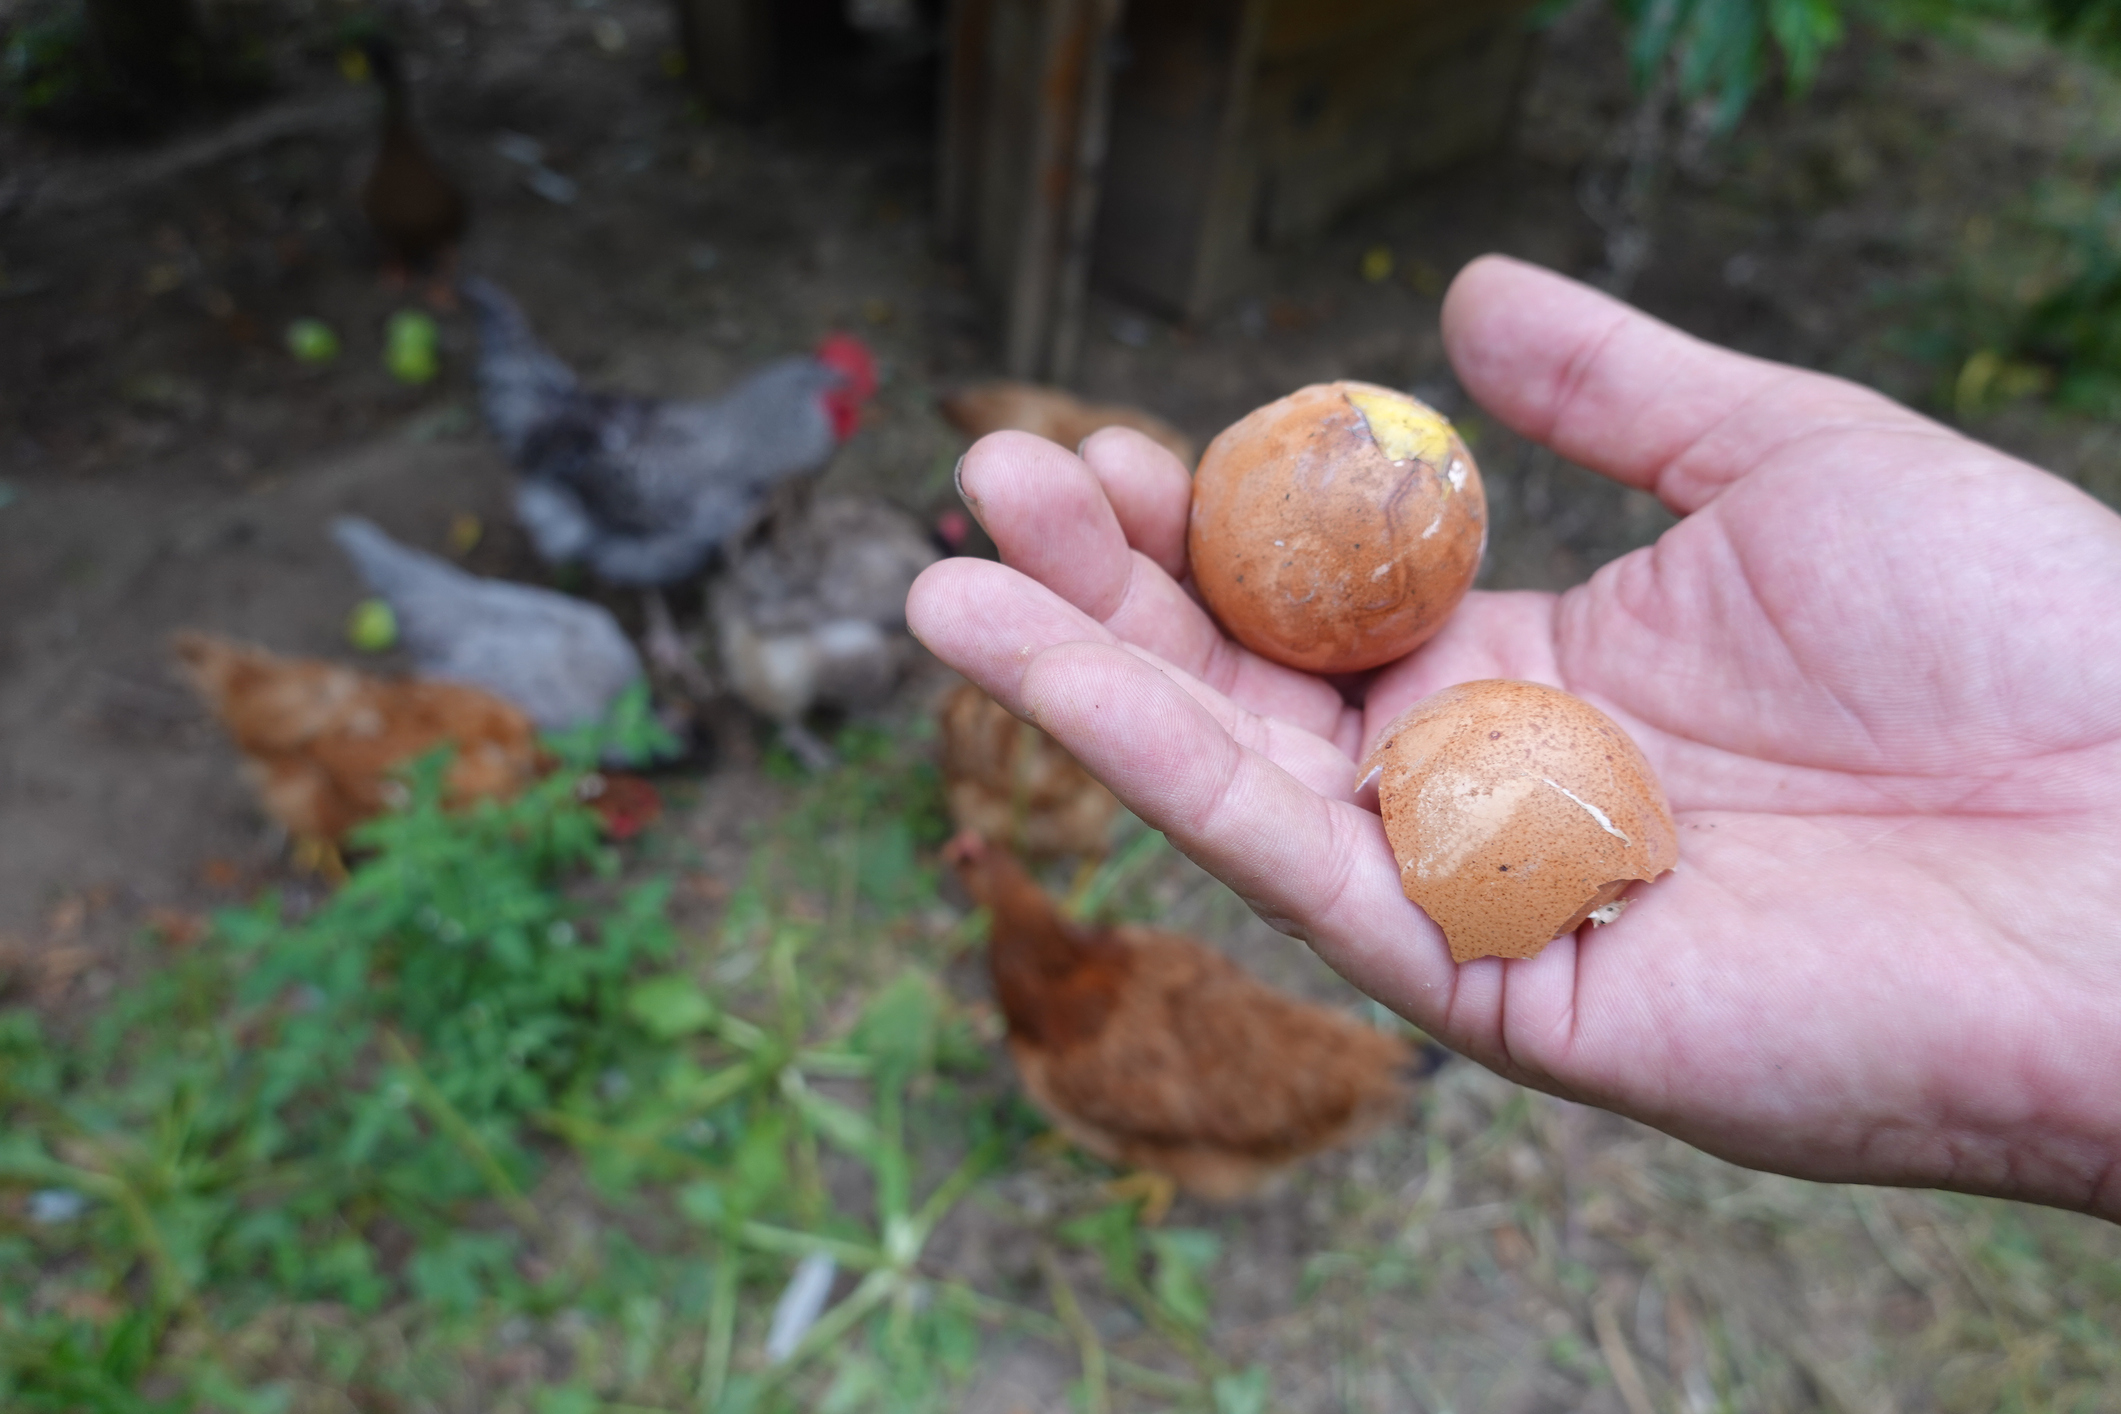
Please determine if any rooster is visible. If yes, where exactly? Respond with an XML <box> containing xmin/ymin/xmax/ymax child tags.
<box><xmin>332</xmin><ymin>515</ymin><xmax>645</xmax><ymax>736</ymax></box>
<box><xmin>173</xmin><ymin>633</ymin><xmax>540</xmax><ymax>875</ymax></box>
<box><xmin>462</xmin><ymin>276</ymin><xmax>876</xmax><ymax>686</ymax></box>
<box><xmin>946</xmin><ymin>833</ymin><xmax>1416</xmax><ymax>1219</ymax></box>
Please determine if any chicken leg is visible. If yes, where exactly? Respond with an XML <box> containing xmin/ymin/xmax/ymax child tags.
<box><xmin>640</xmin><ymin>588</ymin><xmax>717</xmax><ymax>704</ymax></box>
<box><xmin>1102</xmin><ymin>1171</ymin><xmax>1177</xmax><ymax>1227</ymax></box>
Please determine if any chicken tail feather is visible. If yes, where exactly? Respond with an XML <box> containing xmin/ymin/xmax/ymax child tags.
<box><xmin>461</xmin><ymin>274</ymin><xmax>581</xmax><ymax>459</ymax></box>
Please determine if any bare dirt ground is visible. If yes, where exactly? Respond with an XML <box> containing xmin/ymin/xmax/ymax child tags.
<box><xmin>5</xmin><ymin>3</ymin><xmax>2121</xmax><ymax>1408</ymax></box>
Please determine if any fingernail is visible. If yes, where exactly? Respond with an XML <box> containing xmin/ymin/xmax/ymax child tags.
<box><xmin>952</xmin><ymin>453</ymin><xmax>985</xmax><ymax>523</ymax></box>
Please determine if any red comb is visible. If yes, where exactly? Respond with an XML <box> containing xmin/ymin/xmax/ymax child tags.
<box><xmin>814</xmin><ymin>333</ymin><xmax>877</xmax><ymax>401</ymax></box>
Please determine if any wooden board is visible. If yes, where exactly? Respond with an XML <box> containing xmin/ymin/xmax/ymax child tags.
<box><xmin>1091</xmin><ymin>0</ymin><xmax>1529</xmax><ymax>320</ymax></box>
<box><xmin>938</xmin><ymin>0</ymin><xmax>1127</xmax><ymax>380</ymax></box>
<box><xmin>1089</xmin><ymin>0</ymin><xmax>1268</xmax><ymax>321</ymax></box>
<box><xmin>673</xmin><ymin>0</ymin><xmax>777</xmax><ymax>115</ymax></box>
<box><xmin>1248</xmin><ymin>0</ymin><xmax>1532</xmax><ymax>246</ymax></box>
<box><xmin>938</xmin><ymin>0</ymin><xmax>1529</xmax><ymax>355</ymax></box>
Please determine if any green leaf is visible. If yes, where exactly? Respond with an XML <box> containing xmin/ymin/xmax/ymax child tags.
<box><xmin>820</xmin><ymin>1353</ymin><xmax>887</xmax><ymax>1414</ymax></box>
<box><xmin>680</xmin><ymin>1180</ymin><xmax>730</xmax><ymax>1229</ymax></box>
<box><xmin>1146</xmin><ymin>1228</ymin><xmax>1221</xmax><ymax>1331</ymax></box>
<box><xmin>406</xmin><ymin>1231</ymin><xmax>519</xmax><ymax>1315</ymax></box>
<box><xmin>1212</xmin><ymin>1366</ymin><xmax>1270</xmax><ymax>1414</ymax></box>
<box><xmin>1059</xmin><ymin>1204</ymin><xmax>1142</xmax><ymax>1293</ymax></box>
<box><xmin>725</xmin><ymin>1108</ymin><xmax>791</xmax><ymax>1220</ymax></box>
<box><xmin>189</xmin><ymin>1367</ymin><xmax>292</xmax><ymax>1414</ymax></box>
<box><xmin>531</xmin><ymin>1388</ymin><xmax>600</xmax><ymax>1414</ymax></box>
<box><xmin>851</xmin><ymin>972</ymin><xmax>938</xmax><ymax>1084</ymax></box>
<box><xmin>543</xmin><ymin>679</ymin><xmax>680</xmax><ymax>768</ymax></box>
<box><xmin>791</xmin><ymin>1087</ymin><xmax>883</xmax><ymax>1161</ymax></box>
<box><xmin>1767</xmin><ymin>0</ymin><xmax>1843</xmax><ymax>93</ymax></box>
<box><xmin>628</xmin><ymin>975</ymin><xmax>720</xmax><ymax>1040</ymax></box>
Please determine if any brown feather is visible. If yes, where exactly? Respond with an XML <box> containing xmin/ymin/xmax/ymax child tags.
<box><xmin>357</xmin><ymin>47</ymin><xmax>466</xmax><ymax>269</ymax></box>
<box><xmin>950</xmin><ymin>835</ymin><xmax>1413</xmax><ymax>1201</ymax></box>
<box><xmin>939</xmin><ymin>382</ymin><xmax>1195</xmax><ymax>468</ymax></box>
<box><xmin>938</xmin><ymin>683</ymin><xmax>1119</xmax><ymax>859</ymax></box>
<box><xmin>173</xmin><ymin>632</ymin><xmax>538</xmax><ymax>844</ymax></box>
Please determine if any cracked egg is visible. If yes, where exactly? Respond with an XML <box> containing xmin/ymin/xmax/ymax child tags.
<box><xmin>1188</xmin><ymin>381</ymin><xmax>1485</xmax><ymax>674</ymax></box>
<box><xmin>1359</xmin><ymin>680</ymin><xmax>1677</xmax><ymax>963</ymax></box>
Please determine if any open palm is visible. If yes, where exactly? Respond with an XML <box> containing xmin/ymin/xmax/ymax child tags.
<box><xmin>908</xmin><ymin>256</ymin><xmax>2121</xmax><ymax>1219</ymax></box>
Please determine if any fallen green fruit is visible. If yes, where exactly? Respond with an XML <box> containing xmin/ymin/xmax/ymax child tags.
<box><xmin>348</xmin><ymin>598</ymin><xmax>398</xmax><ymax>651</ymax></box>
<box><xmin>286</xmin><ymin>318</ymin><xmax>341</xmax><ymax>363</ymax></box>
<box><xmin>385</xmin><ymin>310</ymin><xmax>441</xmax><ymax>384</ymax></box>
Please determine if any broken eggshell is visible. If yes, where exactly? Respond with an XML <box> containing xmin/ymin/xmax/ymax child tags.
<box><xmin>1187</xmin><ymin>381</ymin><xmax>1486</xmax><ymax>674</ymax></box>
<box><xmin>1358</xmin><ymin>680</ymin><xmax>1678</xmax><ymax>964</ymax></box>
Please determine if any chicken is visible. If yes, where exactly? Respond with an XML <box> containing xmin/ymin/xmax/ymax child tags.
<box><xmin>463</xmin><ymin>276</ymin><xmax>877</xmax><ymax>589</ymax></box>
<box><xmin>945</xmin><ymin>833</ymin><xmax>1414</xmax><ymax>1213</ymax></box>
<box><xmin>711</xmin><ymin>496</ymin><xmax>940</xmax><ymax>766</ymax></box>
<box><xmin>938</xmin><ymin>682</ymin><xmax>1118</xmax><ymax>859</ymax></box>
<box><xmin>173</xmin><ymin>632</ymin><xmax>540</xmax><ymax>867</ymax></box>
<box><xmin>939</xmin><ymin>381</ymin><xmax>1195</xmax><ymax>468</ymax></box>
<box><xmin>331</xmin><ymin>515</ymin><xmax>645</xmax><ymax>735</ymax></box>
<box><xmin>464</xmin><ymin>275</ymin><xmax>876</xmax><ymax>691</ymax></box>
<box><xmin>356</xmin><ymin>35</ymin><xmax>467</xmax><ymax>301</ymax></box>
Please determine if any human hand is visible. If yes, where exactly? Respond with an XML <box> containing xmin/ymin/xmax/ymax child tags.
<box><xmin>907</xmin><ymin>255</ymin><xmax>2121</xmax><ymax>1219</ymax></box>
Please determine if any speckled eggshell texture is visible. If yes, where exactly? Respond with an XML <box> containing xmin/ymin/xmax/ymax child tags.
<box><xmin>1187</xmin><ymin>382</ymin><xmax>1486</xmax><ymax>674</ymax></box>
<box><xmin>1359</xmin><ymin>680</ymin><xmax>1678</xmax><ymax>964</ymax></box>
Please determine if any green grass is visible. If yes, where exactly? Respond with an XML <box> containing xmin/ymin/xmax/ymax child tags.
<box><xmin>6</xmin><ymin>708</ymin><xmax>2121</xmax><ymax>1413</ymax></box>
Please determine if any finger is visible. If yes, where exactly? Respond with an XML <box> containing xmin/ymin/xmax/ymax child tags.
<box><xmin>1078</xmin><ymin>426</ymin><xmax>1192</xmax><ymax>580</ymax></box>
<box><xmin>954</xmin><ymin>431</ymin><xmax>1129</xmax><ymax>619</ymax></box>
<box><xmin>1110</xmin><ymin>642</ymin><xmax>1364</xmax><ymax>800</ymax></box>
<box><xmin>1017</xmin><ymin>639</ymin><xmax>1459</xmax><ymax>1020</ymax></box>
<box><xmin>956</xmin><ymin>431</ymin><xmax>1352</xmax><ymax>739</ymax></box>
<box><xmin>1441</xmin><ymin>255</ymin><xmax>1933</xmax><ymax>515</ymax></box>
<box><xmin>906</xmin><ymin>556</ymin><xmax>1121</xmax><ymax>715</ymax></box>
<box><xmin>907</xmin><ymin>557</ymin><xmax>1360</xmax><ymax>795</ymax></box>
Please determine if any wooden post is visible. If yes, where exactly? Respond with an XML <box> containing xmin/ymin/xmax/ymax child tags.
<box><xmin>937</xmin><ymin>0</ymin><xmax>1128</xmax><ymax>383</ymax></box>
<box><xmin>673</xmin><ymin>0</ymin><xmax>778</xmax><ymax>116</ymax></box>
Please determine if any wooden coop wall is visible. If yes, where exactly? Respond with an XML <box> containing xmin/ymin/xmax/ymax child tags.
<box><xmin>938</xmin><ymin>0</ymin><xmax>1532</xmax><ymax>367</ymax></box>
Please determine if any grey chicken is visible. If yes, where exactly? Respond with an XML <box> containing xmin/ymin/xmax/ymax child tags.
<box><xmin>331</xmin><ymin>515</ymin><xmax>644</xmax><ymax>735</ymax></box>
<box><xmin>711</xmin><ymin>496</ymin><xmax>940</xmax><ymax>767</ymax></box>
<box><xmin>462</xmin><ymin>276</ymin><xmax>877</xmax><ymax>588</ymax></box>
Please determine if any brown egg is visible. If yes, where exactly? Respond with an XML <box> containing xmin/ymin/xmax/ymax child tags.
<box><xmin>1188</xmin><ymin>382</ymin><xmax>1485</xmax><ymax>674</ymax></box>
<box><xmin>1358</xmin><ymin>680</ymin><xmax>1677</xmax><ymax>963</ymax></box>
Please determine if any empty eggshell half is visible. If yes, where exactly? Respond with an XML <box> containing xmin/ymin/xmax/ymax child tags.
<box><xmin>1187</xmin><ymin>381</ymin><xmax>1486</xmax><ymax>674</ymax></box>
<box><xmin>1359</xmin><ymin>680</ymin><xmax>1678</xmax><ymax>963</ymax></box>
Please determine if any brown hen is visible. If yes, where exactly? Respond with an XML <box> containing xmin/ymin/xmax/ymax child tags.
<box><xmin>174</xmin><ymin>633</ymin><xmax>539</xmax><ymax>859</ymax></box>
<box><xmin>938</xmin><ymin>683</ymin><xmax>1119</xmax><ymax>860</ymax></box>
<box><xmin>946</xmin><ymin>833</ymin><xmax>1414</xmax><ymax>1207</ymax></box>
<box><xmin>939</xmin><ymin>381</ymin><xmax>1195</xmax><ymax>468</ymax></box>
<box><xmin>356</xmin><ymin>36</ymin><xmax>466</xmax><ymax>294</ymax></box>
